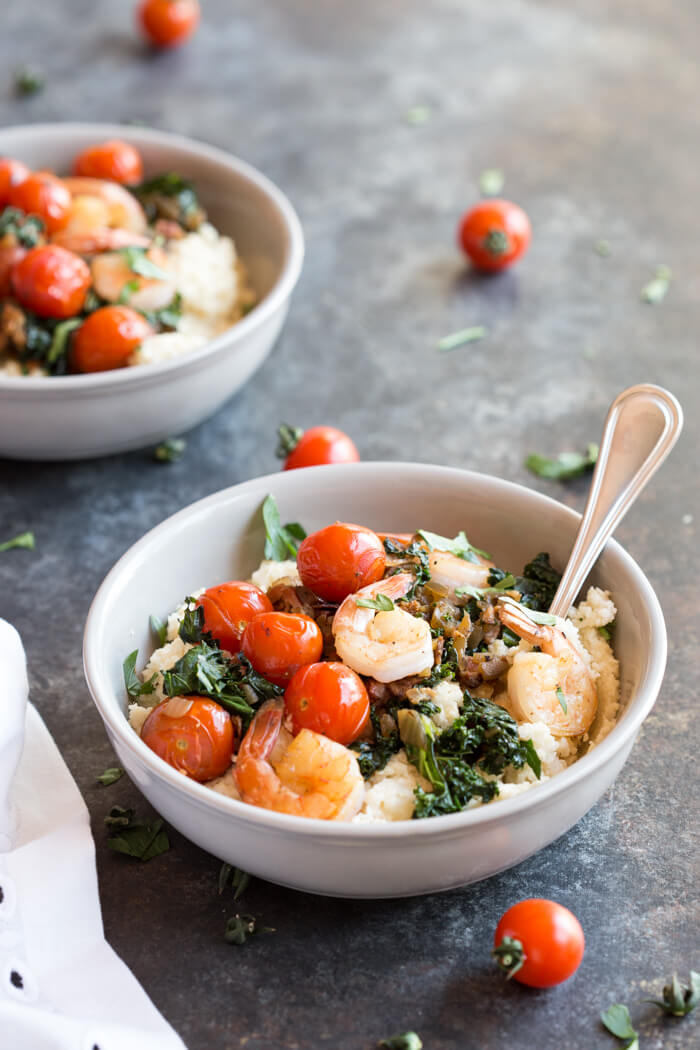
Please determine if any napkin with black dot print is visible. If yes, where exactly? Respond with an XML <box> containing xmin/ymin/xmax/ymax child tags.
<box><xmin>0</xmin><ymin>619</ymin><xmax>186</xmax><ymax>1050</ymax></box>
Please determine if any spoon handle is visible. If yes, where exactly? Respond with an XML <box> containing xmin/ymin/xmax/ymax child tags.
<box><xmin>548</xmin><ymin>383</ymin><xmax>683</xmax><ymax>617</ymax></box>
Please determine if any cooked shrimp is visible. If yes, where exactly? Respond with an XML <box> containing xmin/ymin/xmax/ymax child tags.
<box><xmin>234</xmin><ymin>699</ymin><xmax>365</xmax><ymax>820</ymax></box>
<box><xmin>60</xmin><ymin>177</ymin><xmax>147</xmax><ymax>233</ymax></box>
<box><xmin>91</xmin><ymin>246</ymin><xmax>177</xmax><ymax>312</ymax></box>
<box><xmin>427</xmin><ymin>549</ymin><xmax>493</xmax><ymax>593</ymax></box>
<box><xmin>498</xmin><ymin>600</ymin><xmax>597</xmax><ymax>737</ymax></box>
<box><xmin>52</xmin><ymin>226</ymin><xmax>151</xmax><ymax>254</ymax></box>
<box><xmin>332</xmin><ymin>572</ymin><xmax>433</xmax><ymax>683</ymax></box>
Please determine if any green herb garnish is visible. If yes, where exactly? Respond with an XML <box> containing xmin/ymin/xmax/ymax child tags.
<box><xmin>150</xmin><ymin>613</ymin><xmax>168</xmax><ymax>646</ymax></box>
<box><xmin>262</xmin><ymin>494</ymin><xmax>306</xmax><ymax>560</ymax></box>
<box><xmin>600</xmin><ymin>1004</ymin><xmax>639</xmax><ymax>1049</ymax></box>
<box><xmin>418</xmin><ymin>528</ymin><xmax>489</xmax><ymax>564</ymax></box>
<box><xmin>14</xmin><ymin>66</ymin><xmax>44</xmax><ymax>96</ymax></box>
<box><xmin>121</xmin><ymin>246</ymin><xmax>171</xmax><ymax>281</ymax></box>
<box><xmin>117</xmin><ymin>278</ymin><xmax>140</xmax><ymax>305</ymax></box>
<box><xmin>437</xmin><ymin>325</ymin><xmax>488</xmax><ymax>352</ymax></box>
<box><xmin>0</xmin><ymin>531</ymin><xmax>35</xmax><ymax>553</ymax></box>
<box><xmin>154</xmin><ymin>437</ymin><xmax>186</xmax><ymax>462</ymax></box>
<box><xmin>356</xmin><ymin>594</ymin><xmax>394</xmax><ymax>612</ymax></box>
<box><xmin>525</xmin><ymin>443</ymin><xmax>599</xmax><ymax>481</ymax></box>
<box><xmin>105</xmin><ymin>806</ymin><xmax>170</xmax><ymax>862</ymax></box>
<box><xmin>218</xmin><ymin>863</ymin><xmax>252</xmax><ymax>900</ymax></box>
<box><xmin>556</xmin><ymin>686</ymin><xmax>568</xmax><ymax>713</ymax></box>
<box><xmin>379</xmin><ymin>1034</ymin><xmax>423</xmax><ymax>1050</ymax></box>
<box><xmin>46</xmin><ymin>318</ymin><xmax>82</xmax><ymax>366</ymax></box>
<box><xmin>646</xmin><ymin>971</ymin><xmax>700</xmax><ymax>1017</ymax></box>
<box><xmin>96</xmin><ymin>767</ymin><xmax>124</xmax><ymax>787</ymax></box>
<box><xmin>479</xmin><ymin>169</ymin><xmax>504</xmax><ymax>197</ymax></box>
<box><xmin>405</xmin><ymin>105</ymin><xmax>432</xmax><ymax>125</ymax></box>
<box><xmin>595</xmin><ymin>238</ymin><xmax>612</xmax><ymax>257</ymax></box>
<box><xmin>132</xmin><ymin>172</ymin><xmax>205</xmax><ymax>230</ymax></box>
<box><xmin>456</xmin><ymin>573</ymin><xmax>516</xmax><ymax>600</ymax></box>
<box><xmin>498</xmin><ymin>595</ymin><xmax>558</xmax><ymax>626</ymax></box>
<box><xmin>641</xmin><ymin>264</ymin><xmax>671</xmax><ymax>304</ymax></box>
<box><xmin>122</xmin><ymin>650</ymin><xmax>157</xmax><ymax>700</ymax></box>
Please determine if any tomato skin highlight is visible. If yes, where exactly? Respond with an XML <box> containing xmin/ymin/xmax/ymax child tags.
<box><xmin>73</xmin><ymin>139</ymin><xmax>144</xmax><ymax>185</ymax></box>
<box><xmin>458</xmin><ymin>199</ymin><xmax>531</xmax><ymax>273</ymax></box>
<box><xmin>71</xmin><ymin>306</ymin><xmax>153</xmax><ymax>372</ymax></box>
<box><xmin>141</xmin><ymin>695</ymin><xmax>234</xmax><ymax>781</ymax></box>
<box><xmin>494</xmin><ymin>899</ymin><xmax>585</xmax><ymax>988</ymax></box>
<box><xmin>138</xmin><ymin>0</ymin><xmax>200</xmax><ymax>48</ymax></box>
<box><xmin>8</xmin><ymin>171</ymin><xmax>72</xmax><ymax>234</ymax></box>
<box><xmin>11</xmin><ymin>245</ymin><xmax>91</xmax><ymax>319</ymax></box>
<box><xmin>196</xmin><ymin>582</ymin><xmax>273</xmax><ymax>653</ymax></box>
<box><xmin>297</xmin><ymin>523</ymin><xmax>386</xmax><ymax>603</ymax></box>
<box><xmin>285</xmin><ymin>662</ymin><xmax>370</xmax><ymax>745</ymax></box>
<box><xmin>242</xmin><ymin>612</ymin><xmax>323</xmax><ymax>687</ymax></box>
<box><xmin>0</xmin><ymin>158</ymin><xmax>30</xmax><ymax>207</ymax></box>
<box><xmin>283</xmin><ymin>426</ymin><xmax>360</xmax><ymax>470</ymax></box>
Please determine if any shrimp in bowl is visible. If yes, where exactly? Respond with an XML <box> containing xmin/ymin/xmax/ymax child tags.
<box><xmin>124</xmin><ymin>503</ymin><xmax>620</xmax><ymax>823</ymax></box>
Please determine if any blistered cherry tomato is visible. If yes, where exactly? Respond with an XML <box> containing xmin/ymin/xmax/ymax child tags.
<box><xmin>8</xmin><ymin>171</ymin><xmax>72</xmax><ymax>234</ymax></box>
<box><xmin>138</xmin><ymin>0</ymin><xmax>200</xmax><ymax>48</ymax></box>
<box><xmin>458</xmin><ymin>199</ymin><xmax>531</xmax><ymax>273</ymax></box>
<box><xmin>297</xmin><ymin>523</ymin><xmax>386</xmax><ymax>603</ymax></box>
<box><xmin>196</xmin><ymin>582</ymin><xmax>273</xmax><ymax>653</ymax></box>
<box><xmin>493</xmin><ymin>899</ymin><xmax>585</xmax><ymax>988</ymax></box>
<box><xmin>280</xmin><ymin>424</ymin><xmax>360</xmax><ymax>470</ymax></box>
<box><xmin>284</xmin><ymin>662</ymin><xmax>370</xmax><ymax>745</ymax></box>
<box><xmin>73</xmin><ymin>139</ymin><xmax>144</xmax><ymax>185</ymax></box>
<box><xmin>11</xmin><ymin>245</ymin><xmax>90</xmax><ymax>319</ymax></box>
<box><xmin>141</xmin><ymin>695</ymin><xmax>234</xmax><ymax>781</ymax></box>
<box><xmin>0</xmin><ymin>158</ymin><xmax>30</xmax><ymax>207</ymax></box>
<box><xmin>242</xmin><ymin>612</ymin><xmax>323</xmax><ymax>687</ymax></box>
<box><xmin>70</xmin><ymin>306</ymin><xmax>153</xmax><ymax>373</ymax></box>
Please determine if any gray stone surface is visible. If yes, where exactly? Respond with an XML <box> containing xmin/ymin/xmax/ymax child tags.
<box><xmin>0</xmin><ymin>1</ymin><xmax>698</xmax><ymax>1047</ymax></box>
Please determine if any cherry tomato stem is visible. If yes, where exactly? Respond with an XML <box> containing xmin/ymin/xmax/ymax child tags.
<box><xmin>458</xmin><ymin>199</ymin><xmax>531</xmax><ymax>273</ymax></box>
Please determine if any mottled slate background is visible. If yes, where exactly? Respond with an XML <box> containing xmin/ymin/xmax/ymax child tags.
<box><xmin>0</xmin><ymin>1</ymin><xmax>697</xmax><ymax>1047</ymax></box>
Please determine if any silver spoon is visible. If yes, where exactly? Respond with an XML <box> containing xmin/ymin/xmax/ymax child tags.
<box><xmin>548</xmin><ymin>383</ymin><xmax>683</xmax><ymax>617</ymax></box>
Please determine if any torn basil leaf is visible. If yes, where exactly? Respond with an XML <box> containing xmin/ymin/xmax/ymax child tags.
<box><xmin>525</xmin><ymin>443</ymin><xmax>598</xmax><ymax>481</ymax></box>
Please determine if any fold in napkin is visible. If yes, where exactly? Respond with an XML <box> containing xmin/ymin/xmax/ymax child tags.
<box><xmin>0</xmin><ymin>619</ymin><xmax>187</xmax><ymax>1050</ymax></box>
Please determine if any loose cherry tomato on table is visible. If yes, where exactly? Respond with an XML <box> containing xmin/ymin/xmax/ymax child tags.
<box><xmin>70</xmin><ymin>306</ymin><xmax>153</xmax><ymax>373</ymax></box>
<box><xmin>242</xmin><ymin>612</ymin><xmax>323</xmax><ymax>687</ymax></box>
<box><xmin>492</xmin><ymin>899</ymin><xmax>585</xmax><ymax>987</ymax></box>
<box><xmin>73</xmin><ymin>139</ymin><xmax>144</xmax><ymax>185</ymax></box>
<box><xmin>284</xmin><ymin>662</ymin><xmax>370</xmax><ymax>745</ymax></box>
<box><xmin>11</xmin><ymin>245</ymin><xmax>91</xmax><ymax>318</ymax></box>
<box><xmin>277</xmin><ymin>423</ymin><xmax>360</xmax><ymax>470</ymax></box>
<box><xmin>141</xmin><ymin>695</ymin><xmax>234</xmax><ymax>781</ymax></box>
<box><xmin>138</xmin><ymin>0</ymin><xmax>200</xmax><ymax>48</ymax></box>
<box><xmin>297</xmin><ymin>523</ymin><xmax>386</xmax><ymax>603</ymax></box>
<box><xmin>0</xmin><ymin>158</ymin><xmax>30</xmax><ymax>207</ymax></box>
<box><xmin>458</xmin><ymin>199</ymin><xmax>531</xmax><ymax>273</ymax></box>
<box><xmin>8</xmin><ymin>171</ymin><xmax>72</xmax><ymax>234</ymax></box>
<box><xmin>196</xmin><ymin>582</ymin><xmax>273</xmax><ymax>653</ymax></box>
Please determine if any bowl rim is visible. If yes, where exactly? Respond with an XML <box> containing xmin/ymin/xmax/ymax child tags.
<box><xmin>0</xmin><ymin>122</ymin><xmax>304</xmax><ymax>395</ymax></box>
<box><xmin>83</xmin><ymin>462</ymin><xmax>667</xmax><ymax>839</ymax></box>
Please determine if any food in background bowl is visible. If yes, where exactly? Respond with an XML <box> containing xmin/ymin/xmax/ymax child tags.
<box><xmin>126</xmin><ymin>500</ymin><xmax>619</xmax><ymax>823</ymax></box>
<box><xmin>0</xmin><ymin>139</ymin><xmax>254</xmax><ymax>376</ymax></box>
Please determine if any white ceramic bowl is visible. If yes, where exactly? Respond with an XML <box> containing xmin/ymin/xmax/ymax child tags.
<box><xmin>83</xmin><ymin>463</ymin><xmax>666</xmax><ymax>898</ymax></box>
<box><xmin>0</xmin><ymin>123</ymin><xmax>304</xmax><ymax>460</ymax></box>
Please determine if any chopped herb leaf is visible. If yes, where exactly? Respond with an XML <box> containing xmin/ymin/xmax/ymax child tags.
<box><xmin>641</xmin><ymin>264</ymin><xmax>671</xmax><ymax>304</ymax></box>
<box><xmin>218</xmin><ymin>862</ymin><xmax>233</xmax><ymax>894</ymax></box>
<box><xmin>105</xmin><ymin>806</ymin><xmax>170</xmax><ymax>861</ymax></box>
<box><xmin>437</xmin><ymin>325</ymin><xmax>488</xmax><ymax>352</ymax></box>
<box><xmin>162</xmin><ymin>641</ymin><xmax>281</xmax><ymax>721</ymax></box>
<box><xmin>556</xmin><ymin>686</ymin><xmax>568</xmax><ymax>713</ymax></box>
<box><xmin>479</xmin><ymin>169</ymin><xmax>505</xmax><ymax>197</ymax></box>
<box><xmin>154</xmin><ymin>437</ymin><xmax>186</xmax><ymax>462</ymax></box>
<box><xmin>14</xmin><ymin>66</ymin><xmax>44</xmax><ymax>96</ymax></box>
<box><xmin>646</xmin><ymin>971</ymin><xmax>700</xmax><ymax>1017</ymax></box>
<box><xmin>262</xmin><ymin>493</ymin><xmax>307</xmax><ymax>560</ymax></box>
<box><xmin>597</xmin><ymin>624</ymin><xmax>612</xmax><ymax>641</ymax></box>
<box><xmin>232</xmin><ymin>867</ymin><xmax>251</xmax><ymax>900</ymax></box>
<box><xmin>356</xmin><ymin>594</ymin><xmax>394</xmax><ymax>612</ymax></box>
<box><xmin>456</xmin><ymin>573</ymin><xmax>516</xmax><ymax>601</ymax></box>
<box><xmin>224</xmin><ymin>913</ymin><xmax>274</xmax><ymax>945</ymax></box>
<box><xmin>498</xmin><ymin>596</ymin><xmax>558</xmax><ymax>626</ymax></box>
<box><xmin>418</xmin><ymin>528</ymin><xmax>489</xmax><ymax>564</ymax></box>
<box><xmin>150</xmin><ymin>613</ymin><xmax>168</xmax><ymax>646</ymax></box>
<box><xmin>405</xmin><ymin>105</ymin><xmax>432</xmax><ymax>125</ymax></box>
<box><xmin>595</xmin><ymin>239</ymin><xmax>612</xmax><ymax>257</ymax></box>
<box><xmin>117</xmin><ymin>278</ymin><xmax>140</xmax><ymax>304</ymax></box>
<box><xmin>525</xmin><ymin>443</ymin><xmax>599</xmax><ymax>481</ymax></box>
<box><xmin>383</xmin><ymin>538</ymin><xmax>431</xmax><ymax>596</ymax></box>
<box><xmin>140</xmin><ymin>291</ymin><xmax>183</xmax><ymax>331</ymax></box>
<box><xmin>122</xmin><ymin>650</ymin><xmax>157</xmax><ymax>700</ymax></box>
<box><xmin>0</xmin><ymin>531</ymin><xmax>35</xmax><ymax>553</ymax></box>
<box><xmin>46</xmin><ymin>318</ymin><xmax>82</xmax><ymax>366</ymax></box>
<box><xmin>96</xmin><ymin>767</ymin><xmax>124</xmax><ymax>786</ymax></box>
<box><xmin>600</xmin><ymin>1004</ymin><xmax>639</xmax><ymax>1048</ymax></box>
<box><xmin>379</xmin><ymin>1034</ymin><xmax>423</xmax><ymax>1050</ymax></box>
<box><xmin>121</xmin><ymin>246</ymin><xmax>171</xmax><ymax>281</ymax></box>
<box><xmin>133</xmin><ymin>172</ymin><xmax>205</xmax><ymax>229</ymax></box>
<box><xmin>351</xmin><ymin>706</ymin><xmax>401</xmax><ymax>778</ymax></box>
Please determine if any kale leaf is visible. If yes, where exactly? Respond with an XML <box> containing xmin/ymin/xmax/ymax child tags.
<box><xmin>351</xmin><ymin>707</ymin><xmax>401</xmax><ymax>778</ymax></box>
<box><xmin>162</xmin><ymin>642</ymin><xmax>281</xmax><ymax>720</ymax></box>
<box><xmin>515</xmin><ymin>552</ymin><xmax>561</xmax><ymax>611</ymax></box>
<box><xmin>132</xmin><ymin>172</ymin><xmax>205</xmax><ymax>230</ymax></box>
<box><xmin>383</xmin><ymin>537</ymin><xmax>431</xmax><ymax>596</ymax></box>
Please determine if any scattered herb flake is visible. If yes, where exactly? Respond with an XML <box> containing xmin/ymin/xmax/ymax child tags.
<box><xmin>405</xmin><ymin>105</ymin><xmax>432</xmax><ymax>125</ymax></box>
<box><xmin>121</xmin><ymin>246</ymin><xmax>171</xmax><ymax>281</ymax></box>
<box><xmin>218</xmin><ymin>861</ymin><xmax>233</xmax><ymax>894</ymax></box>
<box><xmin>556</xmin><ymin>686</ymin><xmax>568</xmax><ymax>714</ymax></box>
<box><xmin>14</xmin><ymin>66</ymin><xmax>44</xmax><ymax>96</ymax></box>
<box><xmin>437</xmin><ymin>325</ymin><xmax>488</xmax><ymax>352</ymax></box>
<box><xmin>356</xmin><ymin>594</ymin><xmax>394</xmax><ymax>612</ymax></box>
<box><xmin>0</xmin><ymin>531</ymin><xmax>35</xmax><ymax>553</ymax></box>
<box><xmin>117</xmin><ymin>278</ymin><xmax>140</xmax><ymax>304</ymax></box>
<box><xmin>150</xmin><ymin>613</ymin><xmax>168</xmax><ymax>646</ymax></box>
<box><xmin>595</xmin><ymin>238</ymin><xmax>612</xmax><ymax>257</ymax></box>
<box><xmin>597</xmin><ymin>624</ymin><xmax>612</xmax><ymax>641</ymax></box>
<box><xmin>379</xmin><ymin>1034</ymin><xmax>423</xmax><ymax>1050</ymax></box>
<box><xmin>262</xmin><ymin>494</ymin><xmax>307</xmax><ymax>560</ymax></box>
<box><xmin>479</xmin><ymin>168</ymin><xmax>505</xmax><ymax>197</ymax></box>
<box><xmin>525</xmin><ymin>443</ymin><xmax>599</xmax><ymax>481</ymax></box>
<box><xmin>96</xmin><ymin>767</ymin><xmax>124</xmax><ymax>787</ymax></box>
<box><xmin>646</xmin><ymin>971</ymin><xmax>700</xmax><ymax>1017</ymax></box>
<box><xmin>600</xmin><ymin>1004</ymin><xmax>639</xmax><ymax>1048</ymax></box>
<box><xmin>105</xmin><ymin>806</ymin><xmax>170</xmax><ymax>862</ymax></box>
<box><xmin>641</xmin><ymin>264</ymin><xmax>672</xmax><ymax>304</ymax></box>
<box><xmin>154</xmin><ymin>437</ymin><xmax>186</xmax><ymax>462</ymax></box>
<box><xmin>232</xmin><ymin>867</ymin><xmax>251</xmax><ymax>901</ymax></box>
<box><xmin>418</xmin><ymin>528</ymin><xmax>490</xmax><ymax>563</ymax></box>
<box><xmin>122</xmin><ymin>650</ymin><xmax>157</xmax><ymax>700</ymax></box>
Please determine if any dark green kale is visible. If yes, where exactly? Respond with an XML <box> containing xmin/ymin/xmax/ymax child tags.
<box><xmin>489</xmin><ymin>553</ymin><xmax>561</xmax><ymax>614</ymax></box>
<box><xmin>383</xmin><ymin>537</ymin><xmax>431</xmax><ymax>597</ymax></box>
<box><xmin>162</xmin><ymin>642</ymin><xmax>281</xmax><ymax>721</ymax></box>
<box><xmin>351</xmin><ymin>707</ymin><xmax>400</xmax><ymax>778</ymax></box>
<box><xmin>132</xmin><ymin>172</ymin><xmax>205</xmax><ymax>230</ymax></box>
<box><xmin>177</xmin><ymin>600</ymin><xmax>216</xmax><ymax>645</ymax></box>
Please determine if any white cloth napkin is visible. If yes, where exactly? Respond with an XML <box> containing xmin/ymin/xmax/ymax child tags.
<box><xmin>0</xmin><ymin>619</ymin><xmax>187</xmax><ymax>1050</ymax></box>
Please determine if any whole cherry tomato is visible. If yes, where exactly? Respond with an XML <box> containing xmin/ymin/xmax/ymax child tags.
<box><xmin>242</xmin><ymin>612</ymin><xmax>323</xmax><ymax>687</ymax></box>
<box><xmin>11</xmin><ymin>245</ymin><xmax>91</xmax><ymax>319</ymax></box>
<box><xmin>73</xmin><ymin>139</ymin><xmax>144</xmax><ymax>185</ymax></box>
<box><xmin>196</xmin><ymin>581</ymin><xmax>273</xmax><ymax>653</ymax></box>
<box><xmin>285</xmin><ymin>662</ymin><xmax>370</xmax><ymax>745</ymax></box>
<box><xmin>71</xmin><ymin>306</ymin><xmax>153</xmax><ymax>373</ymax></box>
<box><xmin>8</xmin><ymin>171</ymin><xmax>72</xmax><ymax>234</ymax></box>
<box><xmin>297</xmin><ymin>523</ymin><xmax>386</xmax><ymax>603</ymax></box>
<box><xmin>458</xmin><ymin>199</ymin><xmax>531</xmax><ymax>273</ymax></box>
<box><xmin>138</xmin><ymin>0</ymin><xmax>200</xmax><ymax>48</ymax></box>
<box><xmin>279</xmin><ymin>424</ymin><xmax>360</xmax><ymax>470</ymax></box>
<box><xmin>0</xmin><ymin>158</ymin><xmax>30</xmax><ymax>207</ymax></box>
<box><xmin>492</xmin><ymin>899</ymin><xmax>585</xmax><ymax>987</ymax></box>
<box><xmin>141</xmin><ymin>695</ymin><xmax>234</xmax><ymax>781</ymax></box>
